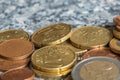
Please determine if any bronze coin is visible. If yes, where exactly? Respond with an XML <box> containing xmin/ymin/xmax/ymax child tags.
<box><xmin>0</xmin><ymin>57</ymin><xmax>30</xmax><ymax>72</ymax></box>
<box><xmin>0</xmin><ymin>68</ymin><xmax>34</xmax><ymax>80</ymax></box>
<box><xmin>82</xmin><ymin>47</ymin><xmax>120</xmax><ymax>60</ymax></box>
<box><xmin>113</xmin><ymin>15</ymin><xmax>120</xmax><ymax>26</ymax></box>
<box><xmin>0</xmin><ymin>39</ymin><xmax>34</xmax><ymax>60</ymax></box>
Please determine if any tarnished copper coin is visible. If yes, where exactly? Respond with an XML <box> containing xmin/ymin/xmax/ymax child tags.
<box><xmin>70</xmin><ymin>26</ymin><xmax>113</xmax><ymax>49</ymax></box>
<box><xmin>82</xmin><ymin>47</ymin><xmax>120</xmax><ymax>60</ymax></box>
<box><xmin>0</xmin><ymin>57</ymin><xmax>30</xmax><ymax>72</ymax></box>
<box><xmin>0</xmin><ymin>30</ymin><xmax>29</xmax><ymax>43</ymax></box>
<box><xmin>0</xmin><ymin>68</ymin><xmax>34</xmax><ymax>80</ymax></box>
<box><xmin>31</xmin><ymin>23</ymin><xmax>72</xmax><ymax>47</ymax></box>
<box><xmin>0</xmin><ymin>39</ymin><xmax>34</xmax><ymax>60</ymax></box>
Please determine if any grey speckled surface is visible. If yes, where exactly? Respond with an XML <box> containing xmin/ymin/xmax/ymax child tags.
<box><xmin>0</xmin><ymin>0</ymin><xmax>120</xmax><ymax>34</ymax></box>
<box><xmin>0</xmin><ymin>0</ymin><xmax>120</xmax><ymax>80</ymax></box>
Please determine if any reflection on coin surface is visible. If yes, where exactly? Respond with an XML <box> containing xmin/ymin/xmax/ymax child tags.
<box><xmin>70</xmin><ymin>26</ymin><xmax>113</xmax><ymax>49</ymax></box>
<box><xmin>31</xmin><ymin>23</ymin><xmax>72</xmax><ymax>47</ymax></box>
<box><xmin>0</xmin><ymin>30</ymin><xmax>29</xmax><ymax>43</ymax></box>
<box><xmin>31</xmin><ymin>45</ymin><xmax>76</xmax><ymax>72</ymax></box>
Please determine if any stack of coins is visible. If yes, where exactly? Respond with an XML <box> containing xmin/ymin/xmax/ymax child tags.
<box><xmin>0</xmin><ymin>30</ymin><xmax>34</xmax><ymax>72</ymax></box>
<box><xmin>31</xmin><ymin>45</ymin><xmax>77</xmax><ymax>79</ymax></box>
<box><xmin>109</xmin><ymin>16</ymin><xmax>120</xmax><ymax>54</ymax></box>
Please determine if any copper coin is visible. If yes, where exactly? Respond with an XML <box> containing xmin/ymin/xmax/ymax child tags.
<box><xmin>113</xmin><ymin>15</ymin><xmax>120</xmax><ymax>26</ymax></box>
<box><xmin>0</xmin><ymin>57</ymin><xmax>30</xmax><ymax>72</ymax></box>
<box><xmin>0</xmin><ymin>68</ymin><xmax>34</xmax><ymax>80</ymax></box>
<box><xmin>0</xmin><ymin>39</ymin><xmax>34</xmax><ymax>60</ymax></box>
<box><xmin>82</xmin><ymin>47</ymin><xmax>120</xmax><ymax>60</ymax></box>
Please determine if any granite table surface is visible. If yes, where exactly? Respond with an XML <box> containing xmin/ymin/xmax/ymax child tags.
<box><xmin>0</xmin><ymin>0</ymin><xmax>120</xmax><ymax>80</ymax></box>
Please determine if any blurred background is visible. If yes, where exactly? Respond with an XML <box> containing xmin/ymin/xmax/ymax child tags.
<box><xmin>0</xmin><ymin>0</ymin><xmax>120</xmax><ymax>34</ymax></box>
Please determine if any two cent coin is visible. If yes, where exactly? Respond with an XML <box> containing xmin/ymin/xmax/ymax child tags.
<box><xmin>0</xmin><ymin>68</ymin><xmax>34</xmax><ymax>80</ymax></box>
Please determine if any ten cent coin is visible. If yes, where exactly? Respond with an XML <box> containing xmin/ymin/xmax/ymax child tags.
<box><xmin>31</xmin><ymin>23</ymin><xmax>72</xmax><ymax>47</ymax></box>
<box><xmin>70</xmin><ymin>26</ymin><xmax>113</xmax><ymax>49</ymax></box>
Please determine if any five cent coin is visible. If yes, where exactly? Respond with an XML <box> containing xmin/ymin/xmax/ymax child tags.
<box><xmin>0</xmin><ymin>68</ymin><xmax>34</xmax><ymax>80</ymax></box>
<box><xmin>0</xmin><ymin>39</ymin><xmax>34</xmax><ymax>60</ymax></box>
<box><xmin>82</xmin><ymin>47</ymin><xmax>120</xmax><ymax>60</ymax></box>
<box><xmin>0</xmin><ymin>57</ymin><xmax>30</xmax><ymax>72</ymax></box>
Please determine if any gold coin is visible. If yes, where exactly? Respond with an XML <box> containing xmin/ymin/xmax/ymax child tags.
<box><xmin>70</xmin><ymin>26</ymin><xmax>113</xmax><ymax>49</ymax></box>
<box><xmin>0</xmin><ymin>29</ymin><xmax>29</xmax><ymax>43</ymax></box>
<box><xmin>59</xmin><ymin>40</ymin><xmax>87</xmax><ymax>59</ymax></box>
<box><xmin>31</xmin><ymin>45</ymin><xmax>77</xmax><ymax>73</ymax></box>
<box><xmin>31</xmin><ymin>23</ymin><xmax>72</xmax><ymax>47</ymax></box>
<box><xmin>113</xmin><ymin>28</ymin><xmax>120</xmax><ymax>39</ymax></box>
<box><xmin>30</xmin><ymin>65</ymin><xmax>71</xmax><ymax>78</ymax></box>
<box><xmin>109</xmin><ymin>38</ymin><xmax>120</xmax><ymax>54</ymax></box>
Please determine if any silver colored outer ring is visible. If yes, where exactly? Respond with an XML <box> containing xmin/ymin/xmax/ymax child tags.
<box><xmin>72</xmin><ymin>56</ymin><xmax>120</xmax><ymax>80</ymax></box>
